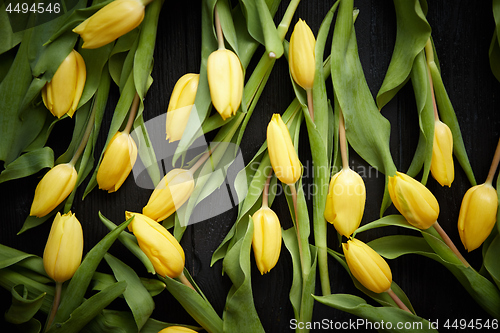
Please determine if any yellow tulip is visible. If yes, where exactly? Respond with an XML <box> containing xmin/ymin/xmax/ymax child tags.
<box><xmin>166</xmin><ymin>73</ymin><xmax>200</xmax><ymax>142</ymax></box>
<box><xmin>206</xmin><ymin>49</ymin><xmax>244</xmax><ymax>120</ymax></box>
<box><xmin>42</xmin><ymin>50</ymin><xmax>86</xmax><ymax>118</ymax></box>
<box><xmin>431</xmin><ymin>120</ymin><xmax>454</xmax><ymax>187</ymax></box>
<box><xmin>388</xmin><ymin>172</ymin><xmax>439</xmax><ymax>229</ymax></box>
<box><xmin>342</xmin><ymin>238</ymin><xmax>392</xmax><ymax>294</ymax></box>
<box><xmin>126</xmin><ymin>211</ymin><xmax>185</xmax><ymax>278</ymax></box>
<box><xmin>158</xmin><ymin>326</ymin><xmax>197</xmax><ymax>333</ymax></box>
<box><xmin>458</xmin><ymin>183</ymin><xmax>498</xmax><ymax>252</ymax></box>
<box><xmin>289</xmin><ymin>19</ymin><xmax>316</xmax><ymax>90</ymax></box>
<box><xmin>266</xmin><ymin>114</ymin><xmax>302</xmax><ymax>185</ymax></box>
<box><xmin>43</xmin><ymin>212</ymin><xmax>83</xmax><ymax>283</ymax></box>
<box><xmin>142</xmin><ymin>168</ymin><xmax>195</xmax><ymax>222</ymax></box>
<box><xmin>30</xmin><ymin>163</ymin><xmax>78</xmax><ymax>218</ymax></box>
<box><xmin>73</xmin><ymin>0</ymin><xmax>146</xmax><ymax>49</ymax></box>
<box><xmin>252</xmin><ymin>207</ymin><xmax>282</xmax><ymax>275</ymax></box>
<box><xmin>97</xmin><ymin>131</ymin><xmax>138</xmax><ymax>193</ymax></box>
<box><xmin>324</xmin><ymin>168</ymin><xmax>366</xmax><ymax>237</ymax></box>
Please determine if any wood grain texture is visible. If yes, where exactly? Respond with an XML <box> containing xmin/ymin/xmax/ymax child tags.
<box><xmin>1</xmin><ymin>0</ymin><xmax>500</xmax><ymax>332</ymax></box>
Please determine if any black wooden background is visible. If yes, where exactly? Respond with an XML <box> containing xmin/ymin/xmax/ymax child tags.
<box><xmin>2</xmin><ymin>0</ymin><xmax>500</xmax><ymax>332</ymax></box>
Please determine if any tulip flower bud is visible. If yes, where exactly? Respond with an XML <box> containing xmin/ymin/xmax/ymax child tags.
<box><xmin>206</xmin><ymin>49</ymin><xmax>244</xmax><ymax>120</ymax></box>
<box><xmin>166</xmin><ymin>73</ymin><xmax>200</xmax><ymax>142</ymax></box>
<box><xmin>42</xmin><ymin>50</ymin><xmax>86</xmax><ymax>118</ymax></box>
<box><xmin>324</xmin><ymin>168</ymin><xmax>366</xmax><ymax>237</ymax></box>
<box><xmin>97</xmin><ymin>131</ymin><xmax>138</xmax><ymax>193</ymax></box>
<box><xmin>126</xmin><ymin>211</ymin><xmax>185</xmax><ymax>278</ymax></box>
<box><xmin>30</xmin><ymin>163</ymin><xmax>78</xmax><ymax>218</ymax></box>
<box><xmin>289</xmin><ymin>19</ymin><xmax>316</xmax><ymax>90</ymax></box>
<box><xmin>388</xmin><ymin>172</ymin><xmax>439</xmax><ymax>230</ymax></box>
<box><xmin>266</xmin><ymin>114</ymin><xmax>302</xmax><ymax>185</ymax></box>
<box><xmin>431</xmin><ymin>120</ymin><xmax>454</xmax><ymax>187</ymax></box>
<box><xmin>252</xmin><ymin>207</ymin><xmax>282</xmax><ymax>275</ymax></box>
<box><xmin>142</xmin><ymin>168</ymin><xmax>195</xmax><ymax>222</ymax></box>
<box><xmin>43</xmin><ymin>212</ymin><xmax>84</xmax><ymax>283</ymax></box>
<box><xmin>73</xmin><ymin>0</ymin><xmax>146</xmax><ymax>49</ymax></box>
<box><xmin>158</xmin><ymin>326</ymin><xmax>197</xmax><ymax>333</ymax></box>
<box><xmin>342</xmin><ymin>238</ymin><xmax>392</xmax><ymax>294</ymax></box>
<box><xmin>458</xmin><ymin>183</ymin><xmax>498</xmax><ymax>252</ymax></box>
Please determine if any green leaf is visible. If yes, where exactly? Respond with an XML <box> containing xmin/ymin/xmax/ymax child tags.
<box><xmin>51</xmin><ymin>217</ymin><xmax>133</xmax><ymax>325</ymax></box>
<box><xmin>215</xmin><ymin>0</ymin><xmax>239</xmax><ymax>55</ymax></box>
<box><xmin>47</xmin><ymin>281</ymin><xmax>127</xmax><ymax>333</ymax></box>
<box><xmin>222</xmin><ymin>217</ymin><xmax>265</xmax><ymax>332</ymax></box>
<box><xmin>160</xmin><ymin>275</ymin><xmax>223</xmax><ymax>333</ymax></box>
<box><xmin>406</xmin><ymin>51</ymin><xmax>434</xmax><ymax>184</ymax></box>
<box><xmin>0</xmin><ymin>5</ymin><xmax>23</xmax><ymax>55</ymax></box>
<box><xmin>376</xmin><ymin>0</ymin><xmax>431</xmax><ymax>110</ymax></box>
<box><xmin>282</xmin><ymin>227</ymin><xmax>302</xmax><ymax>320</ymax></box>
<box><xmin>104</xmin><ymin>254</ymin><xmax>154</xmax><ymax>331</ymax></box>
<box><xmin>254</xmin><ymin>0</ymin><xmax>283</xmax><ymax>58</ymax></box>
<box><xmin>5</xmin><ymin>284</ymin><xmax>46</xmax><ymax>324</ymax></box>
<box><xmin>331</xmin><ymin>0</ymin><xmax>397</xmax><ymax>179</ymax></box>
<box><xmin>491</xmin><ymin>0</ymin><xmax>500</xmax><ymax>82</ymax></box>
<box><xmin>314</xmin><ymin>294</ymin><xmax>438</xmax><ymax>333</ymax></box>
<box><xmin>0</xmin><ymin>147</ymin><xmax>53</xmax><ymax>183</ymax></box>
<box><xmin>353</xmin><ymin>215</ymin><xmax>420</xmax><ymax>236</ymax></box>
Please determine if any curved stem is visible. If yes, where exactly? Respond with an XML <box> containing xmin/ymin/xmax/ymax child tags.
<box><xmin>262</xmin><ymin>169</ymin><xmax>272</xmax><ymax>208</ymax></box>
<box><xmin>45</xmin><ymin>282</ymin><xmax>62</xmax><ymax>332</ymax></box>
<box><xmin>123</xmin><ymin>93</ymin><xmax>140</xmax><ymax>134</ymax></box>
<box><xmin>69</xmin><ymin>101</ymin><xmax>97</xmax><ymax>166</ymax></box>
<box><xmin>188</xmin><ymin>143</ymin><xmax>218</xmax><ymax>174</ymax></box>
<box><xmin>214</xmin><ymin>4</ymin><xmax>225</xmax><ymax>50</ymax></box>
<box><xmin>306</xmin><ymin>89</ymin><xmax>314</xmax><ymax>122</ymax></box>
<box><xmin>338</xmin><ymin>107</ymin><xmax>349</xmax><ymax>170</ymax></box>
<box><xmin>432</xmin><ymin>221</ymin><xmax>470</xmax><ymax>267</ymax></box>
<box><xmin>387</xmin><ymin>289</ymin><xmax>412</xmax><ymax>313</ymax></box>
<box><xmin>485</xmin><ymin>138</ymin><xmax>500</xmax><ymax>185</ymax></box>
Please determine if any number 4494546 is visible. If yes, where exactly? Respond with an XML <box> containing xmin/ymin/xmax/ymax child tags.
<box><xmin>5</xmin><ymin>2</ymin><xmax>61</xmax><ymax>14</ymax></box>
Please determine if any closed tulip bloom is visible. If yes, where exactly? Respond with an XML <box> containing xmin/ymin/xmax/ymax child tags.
<box><xmin>289</xmin><ymin>19</ymin><xmax>316</xmax><ymax>90</ymax></box>
<box><xmin>73</xmin><ymin>0</ymin><xmax>146</xmax><ymax>49</ymax></box>
<box><xmin>207</xmin><ymin>49</ymin><xmax>244</xmax><ymax>120</ymax></box>
<box><xmin>431</xmin><ymin>120</ymin><xmax>454</xmax><ymax>187</ymax></box>
<box><xmin>126</xmin><ymin>211</ymin><xmax>185</xmax><ymax>278</ymax></box>
<box><xmin>252</xmin><ymin>207</ymin><xmax>282</xmax><ymax>275</ymax></box>
<box><xmin>388</xmin><ymin>172</ymin><xmax>439</xmax><ymax>230</ymax></box>
<box><xmin>458</xmin><ymin>183</ymin><xmax>498</xmax><ymax>252</ymax></box>
<box><xmin>324</xmin><ymin>168</ymin><xmax>366</xmax><ymax>237</ymax></box>
<box><xmin>143</xmin><ymin>168</ymin><xmax>195</xmax><ymax>221</ymax></box>
<box><xmin>267</xmin><ymin>114</ymin><xmax>302</xmax><ymax>185</ymax></box>
<box><xmin>342</xmin><ymin>238</ymin><xmax>392</xmax><ymax>294</ymax></box>
<box><xmin>30</xmin><ymin>163</ymin><xmax>78</xmax><ymax>218</ymax></box>
<box><xmin>43</xmin><ymin>212</ymin><xmax>84</xmax><ymax>283</ymax></box>
<box><xmin>97</xmin><ymin>131</ymin><xmax>138</xmax><ymax>193</ymax></box>
<box><xmin>159</xmin><ymin>327</ymin><xmax>197</xmax><ymax>333</ymax></box>
<box><xmin>166</xmin><ymin>73</ymin><xmax>200</xmax><ymax>142</ymax></box>
<box><xmin>42</xmin><ymin>50</ymin><xmax>86</xmax><ymax>118</ymax></box>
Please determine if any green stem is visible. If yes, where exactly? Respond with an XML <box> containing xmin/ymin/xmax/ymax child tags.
<box><xmin>288</xmin><ymin>183</ymin><xmax>310</xmax><ymax>279</ymax></box>
<box><xmin>262</xmin><ymin>169</ymin><xmax>272</xmax><ymax>208</ymax></box>
<box><xmin>485</xmin><ymin>138</ymin><xmax>500</xmax><ymax>185</ymax></box>
<box><xmin>276</xmin><ymin>0</ymin><xmax>302</xmax><ymax>41</ymax></box>
<box><xmin>123</xmin><ymin>93</ymin><xmax>140</xmax><ymax>134</ymax></box>
<box><xmin>214</xmin><ymin>4</ymin><xmax>225</xmax><ymax>50</ymax></box>
<box><xmin>68</xmin><ymin>101</ymin><xmax>97</xmax><ymax>166</ymax></box>
<box><xmin>45</xmin><ymin>282</ymin><xmax>62</xmax><ymax>331</ymax></box>
<box><xmin>424</xmin><ymin>39</ymin><xmax>440</xmax><ymax>121</ymax></box>
<box><xmin>338</xmin><ymin>107</ymin><xmax>349</xmax><ymax>170</ymax></box>
<box><xmin>306</xmin><ymin>89</ymin><xmax>314</xmax><ymax>122</ymax></box>
<box><xmin>177</xmin><ymin>272</ymin><xmax>196</xmax><ymax>292</ymax></box>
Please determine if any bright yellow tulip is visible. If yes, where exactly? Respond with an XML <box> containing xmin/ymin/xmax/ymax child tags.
<box><xmin>166</xmin><ymin>73</ymin><xmax>200</xmax><ymax>142</ymax></box>
<box><xmin>97</xmin><ymin>131</ymin><xmax>138</xmax><ymax>193</ymax></box>
<box><xmin>73</xmin><ymin>0</ymin><xmax>146</xmax><ymax>49</ymax></box>
<box><xmin>431</xmin><ymin>120</ymin><xmax>454</xmax><ymax>187</ymax></box>
<box><xmin>252</xmin><ymin>207</ymin><xmax>282</xmax><ymax>275</ymax></box>
<box><xmin>43</xmin><ymin>212</ymin><xmax>83</xmax><ymax>283</ymax></box>
<box><xmin>458</xmin><ymin>183</ymin><xmax>498</xmax><ymax>252</ymax></box>
<box><xmin>30</xmin><ymin>163</ymin><xmax>78</xmax><ymax>218</ymax></box>
<box><xmin>126</xmin><ymin>211</ymin><xmax>185</xmax><ymax>278</ymax></box>
<box><xmin>158</xmin><ymin>326</ymin><xmax>197</xmax><ymax>333</ymax></box>
<box><xmin>42</xmin><ymin>50</ymin><xmax>86</xmax><ymax>118</ymax></box>
<box><xmin>342</xmin><ymin>238</ymin><xmax>392</xmax><ymax>294</ymax></box>
<box><xmin>266</xmin><ymin>114</ymin><xmax>302</xmax><ymax>185</ymax></box>
<box><xmin>207</xmin><ymin>49</ymin><xmax>243</xmax><ymax>120</ymax></box>
<box><xmin>289</xmin><ymin>19</ymin><xmax>316</xmax><ymax>90</ymax></box>
<box><xmin>142</xmin><ymin>168</ymin><xmax>194</xmax><ymax>222</ymax></box>
<box><xmin>388</xmin><ymin>172</ymin><xmax>439</xmax><ymax>229</ymax></box>
<box><xmin>324</xmin><ymin>168</ymin><xmax>366</xmax><ymax>237</ymax></box>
